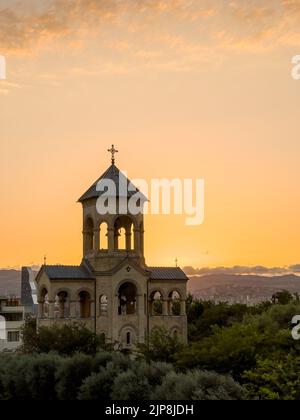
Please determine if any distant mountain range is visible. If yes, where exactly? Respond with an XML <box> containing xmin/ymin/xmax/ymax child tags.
<box><xmin>188</xmin><ymin>274</ymin><xmax>300</xmax><ymax>304</ymax></box>
<box><xmin>1</xmin><ymin>270</ymin><xmax>300</xmax><ymax>304</ymax></box>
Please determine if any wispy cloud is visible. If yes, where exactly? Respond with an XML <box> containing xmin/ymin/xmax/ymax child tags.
<box><xmin>1</xmin><ymin>0</ymin><xmax>300</xmax><ymax>91</ymax></box>
<box><xmin>1</xmin><ymin>0</ymin><xmax>299</xmax><ymax>56</ymax></box>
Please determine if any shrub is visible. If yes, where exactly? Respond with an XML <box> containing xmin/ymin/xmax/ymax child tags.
<box><xmin>151</xmin><ymin>370</ymin><xmax>246</xmax><ymax>400</ymax></box>
<box><xmin>55</xmin><ymin>353</ymin><xmax>94</xmax><ymax>400</ymax></box>
<box><xmin>111</xmin><ymin>370</ymin><xmax>151</xmax><ymax>400</ymax></box>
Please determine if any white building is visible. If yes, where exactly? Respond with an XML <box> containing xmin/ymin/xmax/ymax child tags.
<box><xmin>0</xmin><ymin>268</ymin><xmax>37</xmax><ymax>352</ymax></box>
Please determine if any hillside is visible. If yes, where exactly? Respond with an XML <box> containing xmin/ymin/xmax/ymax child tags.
<box><xmin>188</xmin><ymin>274</ymin><xmax>300</xmax><ymax>304</ymax></box>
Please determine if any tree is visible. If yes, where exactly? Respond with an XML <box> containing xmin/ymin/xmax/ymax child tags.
<box><xmin>151</xmin><ymin>370</ymin><xmax>246</xmax><ymax>400</ymax></box>
<box><xmin>21</xmin><ymin>320</ymin><xmax>106</xmax><ymax>356</ymax></box>
<box><xmin>111</xmin><ymin>370</ymin><xmax>151</xmax><ymax>400</ymax></box>
<box><xmin>243</xmin><ymin>355</ymin><xmax>300</xmax><ymax>400</ymax></box>
<box><xmin>138</xmin><ymin>327</ymin><xmax>185</xmax><ymax>363</ymax></box>
<box><xmin>272</xmin><ymin>290</ymin><xmax>293</xmax><ymax>305</ymax></box>
<box><xmin>56</xmin><ymin>354</ymin><xmax>94</xmax><ymax>400</ymax></box>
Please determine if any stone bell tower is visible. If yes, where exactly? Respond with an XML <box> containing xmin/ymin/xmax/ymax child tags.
<box><xmin>78</xmin><ymin>145</ymin><xmax>147</xmax><ymax>272</ymax></box>
<box><xmin>36</xmin><ymin>145</ymin><xmax>188</xmax><ymax>348</ymax></box>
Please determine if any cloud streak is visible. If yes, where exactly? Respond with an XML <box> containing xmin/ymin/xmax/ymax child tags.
<box><xmin>1</xmin><ymin>0</ymin><xmax>300</xmax><ymax>57</ymax></box>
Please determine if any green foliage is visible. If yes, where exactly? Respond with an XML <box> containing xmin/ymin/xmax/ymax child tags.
<box><xmin>138</xmin><ymin>327</ymin><xmax>185</xmax><ymax>363</ymax></box>
<box><xmin>272</xmin><ymin>290</ymin><xmax>294</xmax><ymax>305</ymax></box>
<box><xmin>111</xmin><ymin>370</ymin><xmax>151</xmax><ymax>400</ymax></box>
<box><xmin>21</xmin><ymin>319</ymin><xmax>107</xmax><ymax>356</ymax></box>
<box><xmin>176</xmin><ymin>301</ymin><xmax>300</xmax><ymax>380</ymax></box>
<box><xmin>3</xmin><ymin>292</ymin><xmax>300</xmax><ymax>400</ymax></box>
<box><xmin>55</xmin><ymin>353</ymin><xmax>95</xmax><ymax>400</ymax></box>
<box><xmin>151</xmin><ymin>370</ymin><xmax>246</xmax><ymax>400</ymax></box>
<box><xmin>0</xmin><ymin>353</ymin><xmax>61</xmax><ymax>400</ymax></box>
<box><xmin>243</xmin><ymin>355</ymin><xmax>300</xmax><ymax>400</ymax></box>
<box><xmin>187</xmin><ymin>299</ymin><xmax>251</xmax><ymax>341</ymax></box>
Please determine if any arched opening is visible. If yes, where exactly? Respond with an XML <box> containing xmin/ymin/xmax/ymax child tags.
<box><xmin>85</xmin><ymin>217</ymin><xmax>94</xmax><ymax>252</ymax></box>
<box><xmin>173</xmin><ymin>329</ymin><xmax>179</xmax><ymax>339</ymax></box>
<box><xmin>114</xmin><ymin>216</ymin><xmax>134</xmax><ymax>251</ymax></box>
<box><xmin>54</xmin><ymin>291</ymin><xmax>70</xmax><ymax>318</ymax></box>
<box><xmin>118</xmin><ymin>228</ymin><xmax>126</xmax><ymax>250</ymax></box>
<box><xmin>79</xmin><ymin>291</ymin><xmax>91</xmax><ymax>318</ymax></box>
<box><xmin>126</xmin><ymin>332</ymin><xmax>131</xmax><ymax>345</ymax></box>
<box><xmin>99</xmin><ymin>222</ymin><xmax>108</xmax><ymax>250</ymax></box>
<box><xmin>169</xmin><ymin>291</ymin><xmax>181</xmax><ymax>316</ymax></box>
<box><xmin>99</xmin><ymin>295</ymin><xmax>108</xmax><ymax>316</ymax></box>
<box><xmin>40</xmin><ymin>288</ymin><xmax>49</xmax><ymax>318</ymax></box>
<box><xmin>118</xmin><ymin>282</ymin><xmax>137</xmax><ymax>315</ymax></box>
<box><xmin>150</xmin><ymin>291</ymin><xmax>163</xmax><ymax>316</ymax></box>
<box><xmin>130</xmin><ymin>224</ymin><xmax>134</xmax><ymax>250</ymax></box>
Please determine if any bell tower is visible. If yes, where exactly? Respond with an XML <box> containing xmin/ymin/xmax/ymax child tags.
<box><xmin>78</xmin><ymin>146</ymin><xmax>146</xmax><ymax>272</ymax></box>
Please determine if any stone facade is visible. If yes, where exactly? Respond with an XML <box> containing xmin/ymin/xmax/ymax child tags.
<box><xmin>36</xmin><ymin>160</ymin><xmax>188</xmax><ymax>348</ymax></box>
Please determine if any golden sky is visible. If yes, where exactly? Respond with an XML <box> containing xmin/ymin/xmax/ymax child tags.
<box><xmin>1</xmin><ymin>0</ymin><xmax>300</xmax><ymax>269</ymax></box>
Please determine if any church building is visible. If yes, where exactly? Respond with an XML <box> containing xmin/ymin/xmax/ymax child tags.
<box><xmin>36</xmin><ymin>147</ymin><xmax>188</xmax><ymax>347</ymax></box>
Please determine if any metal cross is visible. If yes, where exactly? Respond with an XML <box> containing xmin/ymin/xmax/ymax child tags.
<box><xmin>108</xmin><ymin>144</ymin><xmax>118</xmax><ymax>165</ymax></box>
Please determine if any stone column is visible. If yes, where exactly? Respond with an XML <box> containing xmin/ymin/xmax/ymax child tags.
<box><xmin>138</xmin><ymin>294</ymin><xmax>145</xmax><ymax>342</ymax></box>
<box><xmin>125</xmin><ymin>227</ymin><xmax>132</xmax><ymax>250</ymax></box>
<box><xmin>163</xmin><ymin>300</ymin><xmax>169</xmax><ymax>316</ymax></box>
<box><xmin>140</xmin><ymin>226</ymin><xmax>144</xmax><ymax>256</ymax></box>
<box><xmin>180</xmin><ymin>300</ymin><xmax>186</xmax><ymax>316</ymax></box>
<box><xmin>82</xmin><ymin>230</ymin><xmax>88</xmax><ymax>255</ymax></box>
<box><xmin>48</xmin><ymin>301</ymin><xmax>55</xmax><ymax>318</ymax></box>
<box><xmin>90</xmin><ymin>300</ymin><xmax>95</xmax><ymax>318</ymax></box>
<box><xmin>94</xmin><ymin>228</ymin><xmax>100</xmax><ymax>252</ymax></box>
<box><xmin>112</xmin><ymin>294</ymin><xmax>119</xmax><ymax>343</ymax></box>
<box><xmin>108</xmin><ymin>227</ymin><xmax>115</xmax><ymax>251</ymax></box>
<box><xmin>70</xmin><ymin>300</ymin><xmax>78</xmax><ymax>318</ymax></box>
<box><xmin>134</xmin><ymin>228</ymin><xmax>141</xmax><ymax>254</ymax></box>
<box><xmin>38</xmin><ymin>302</ymin><xmax>43</xmax><ymax>319</ymax></box>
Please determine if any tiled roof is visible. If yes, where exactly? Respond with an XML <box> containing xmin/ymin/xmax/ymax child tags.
<box><xmin>147</xmin><ymin>267</ymin><xmax>188</xmax><ymax>281</ymax></box>
<box><xmin>78</xmin><ymin>164</ymin><xmax>147</xmax><ymax>203</ymax></box>
<box><xmin>44</xmin><ymin>265</ymin><xmax>94</xmax><ymax>280</ymax></box>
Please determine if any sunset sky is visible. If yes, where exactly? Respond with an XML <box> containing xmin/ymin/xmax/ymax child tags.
<box><xmin>1</xmin><ymin>0</ymin><xmax>300</xmax><ymax>269</ymax></box>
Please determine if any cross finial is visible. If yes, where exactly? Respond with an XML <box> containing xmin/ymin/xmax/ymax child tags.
<box><xmin>44</xmin><ymin>255</ymin><xmax>47</xmax><ymax>266</ymax></box>
<box><xmin>175</xmin><ymin>257</ymin><xmax>178</xmax><ymax>268</ymax></box>
<box><xmin>108</xmin><ymin>144</ymin><xmax>118</xmax><ymax>165</ymax></box>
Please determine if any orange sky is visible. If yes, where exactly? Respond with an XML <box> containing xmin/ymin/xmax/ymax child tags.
<box><xmin>1</xmin><ymin>0</ymin><xmax>300</xmax><ymax>269</ymax></box>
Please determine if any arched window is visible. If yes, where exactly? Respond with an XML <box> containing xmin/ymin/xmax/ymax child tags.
<box><xmin>150</xmin><ymin>291</ymin><xmax>163</xmax><ymax>316</ymax></box>
<box><xmin>126</xmin><ymin>332</ymin><xmax>131</xmax><ymax>345</ymax></box>
<box><xmin>118</xmin><ymin>227</ymin><xmax>126</xmax><ymax>250</ymax></box>
<box><xmin>168</xmin><ymin>291</ymin><xmax>181</xmax><ymax>316</ymax></box>
<box><xmin>99</xmin><ymin>222</ymin><xmax>108</xmax><ymax>250</ymax></box>
<box><xmin>130</xmin><ymin>224</ymin><xmax>134</xmax><ymax>250</ymax></box>
<box><xmin>79</xmin><ymin>291</ymin><xmax>91</xmax><ymax>318</ymax></box>
<box><xmin>85</xmin><ymin>218</ymin><xmax>94</xmax><ymax>252</ymax></box>
<box><xmin>54</xmin><ymin>291</ymin><xmax>70</xmax><ymax>318</ymax></box>
<box><xmin>118</xmin><ymin>282</ymin><xmax>137</xmax><ymax>315</ymax></box>
<box><xmin>99</xmin><ymin>295</ymin><xmax>108</xmax><ymax>316</ymax></box>
<box><xmin>114</xmin><ymin>216</ymin><xmax>134</xmax><ymax>251</ymax></box>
